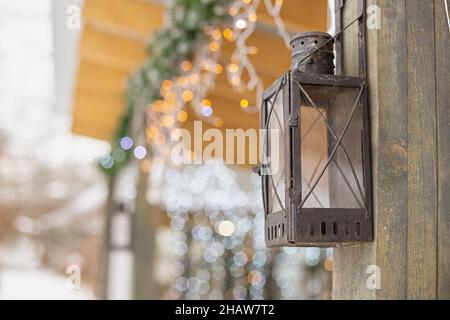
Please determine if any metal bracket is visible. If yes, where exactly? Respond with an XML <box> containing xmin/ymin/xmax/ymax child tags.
<box><xmin>334</xmin><ymin>0</ymin><xmax>367</xmax><ymax>78</ymax></box>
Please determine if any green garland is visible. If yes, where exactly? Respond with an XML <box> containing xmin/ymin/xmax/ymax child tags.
<box><xmin>99</xmin><ymin>0</ymin><xmax>232</xmax><ymax>178</ymax></box>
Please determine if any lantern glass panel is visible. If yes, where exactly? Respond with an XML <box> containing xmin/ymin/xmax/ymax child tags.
<box><xmin>298</xmin><ymin>84</ymin><xmax>365</xmax><ymax>209</ymax></box>
<box><xmin>263</xmin><ymin>84</ymin><xmax>286</xmax><ymax>215</ymax></box>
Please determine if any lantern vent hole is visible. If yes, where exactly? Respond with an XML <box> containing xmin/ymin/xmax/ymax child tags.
<box><xmin>333</xmin><ymin>222</ymin><xmax>338</xmax><ymax>236</ymax></box>
<box><xmin>321</xmin><ymin>222</ymin><xmax>326</xmax><ymax>235</ymax></box>
<box><xmin>356</xmin><ymin>222</ymin><xmax>361</xmax><ymax>237</ymax></box>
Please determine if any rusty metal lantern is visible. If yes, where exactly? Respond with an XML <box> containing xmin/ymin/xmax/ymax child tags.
<box><xmin>259</xmin><ymin>2</ymin><xmax>373</xmax><ymax>247</ymax></box>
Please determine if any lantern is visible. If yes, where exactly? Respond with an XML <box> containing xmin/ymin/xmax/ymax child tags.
<box><xmin>260</xmin><ymin>12</ymin><xmax>372</xmax><ymax>247</ymax></box>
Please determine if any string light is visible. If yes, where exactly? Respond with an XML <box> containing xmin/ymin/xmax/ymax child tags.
<box><xmin>143</xmin><ymin>0</ymin><xmax>292</xmax><ymax>171</ymax></box>
<box><xmin>182</xmin><ymin>90</ymin><xmax>194</xmax><ymax>102</ymax></box>
<box><xmin>209</xmin><ymin>41</ymin><xmax>220</xmax><ymax>52</ymax></box>
<box><xmin>181</xmin><ymin>60</ymin><xmax>192</xmax><ymax>72</ymax></box>
<box><xmin>231</xmin><ymin>76</ymin><xmax>241</xmax><ymax>85</ymax></box>
<box><xmin>202</xmin><ymin>106</ymin><xmax>213</xmax><ymax>117</ymax></box>
<box><xmin>177</xmin><ymin>110</ymin><xmax>188</xmax><ymax>122</ymax></box>
<box><xmin>223</xmin><ymin>28</ymin><xmax>234</xmax><ymax>40</ymax></box>
<box><xmin>162</xmin><ymin>115</ymin><xmax>175</xmax><ymax>127</ymax></box>
<box><xmin>228</xmin><ymin>7</ymin><xmax>238</xmax><ymax>16</ymax></box>
<box><xmin>213</xmin><ymin>117</ymin><xmax>224</xmax><ymax>128</ymax></box>
<box><xmin>162</xmin><ymin>80</ymin><xmax>172</xmax><ymax>91</ymax></box>
<box><xmin>240</xmin><ymin>98</ymin><xmax>249</xmax><ymax>109</ymax></box>
<box><xmin>214</xmin><ymin>64</ymin><xmax>223</xmax><ymax>74</ymax></box>
<box><xmin>211</xmin><ymin>29</ymin><xmax>222</xmax><ymax>40</ymax></box>
<box><xmin>235</xmin><ymin>19</ymin><xmax>247</xmax><ymax>29</ymax></box>
<box><xmin>228</xmin><ymin>63</ymin><xmax>239</xmax><ymax>73</ymax></box>
<box><xmin>146</xmin><ymin>126</ymin><xmax>159</xmax><ymax>140</ymax></box>
<box><xmin>201</xmin><ymin>99</ymin><xmax>212</xmax><ymax>107</ymax></box>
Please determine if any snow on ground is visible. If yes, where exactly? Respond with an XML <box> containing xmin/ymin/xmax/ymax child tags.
<box><xmin>0</xmin><ymin>268</ymin><xmax>94</xmax><ymax>300</ymax></box>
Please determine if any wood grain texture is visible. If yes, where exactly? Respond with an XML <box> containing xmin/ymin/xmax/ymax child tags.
<box><xmin>435</xmin><ymin>0</ymin><xmax>450</xmax><ymax>300</ymax></box>
<box><xmin>406</xmin><ymin>0</ymin><xmax>437</xmax><ymax>299</ymax></box>
<box><xmin>372</xmin><ymin>0</ymin><xmax>408</xmax><ymax>299</ymax></box>
<box><xmin>333</xmin><ymin>0</ymin><xmax>449</xmax><ymax>300</ymax></box>
<box><xmin>333</xmin><ymin>0</ymin><xmax>375</xmax><ymax>300</ymax></box>
<box><xmin>133</xmin><ymin>170</ymin><xmax>160</xmax><ymax>299</ymax></box>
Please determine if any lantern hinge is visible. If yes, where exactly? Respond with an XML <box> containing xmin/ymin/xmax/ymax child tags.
<box><xmin>289</xmin><ymin>188</ymin><xmax>301</xmax><ymax>204</ymax></box>
<box><xmin>288</xmin><ymin>113</ymin><xmax>299</xmax><ymax>127</ymax></box>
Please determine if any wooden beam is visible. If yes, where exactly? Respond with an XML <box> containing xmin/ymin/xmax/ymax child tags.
<box><xmin>83</xmin><ymin>0</ymin><xmax>165</xmax><ymax>37</ymax></box>
<box><xmin>370</xmin><ymin>0</ymin><xmax>408</xmax><ymax>299</ymax></box>
<box><xmin>406</xmin><ymin>0</ymin><xmax>437</xmax><ymax>299</ymax></box>
<box><xmin>333</xmin><ymin>0</ymin><xmax>447</xmax><ymax>300</ymax></box>
<box><xmin>72</xmin><ymin>119</ymin><xmax>115</xmax><ymax>141</ymax></box>
<box><xmin>435</xmin><ymin>0</ymin><xmax>450</xmax><ymax>300</ymax></box>
<box><xmin>79</xmin><ymin>24</ymin><xmax>147</xmax><ymax>73</ymax></box>
<box><xmin>75</xmin><ymin>59</ymin><xmax>128</xmax><ymax>95</ymax></box>
<box><xmin>74</xmin><ymin>91</ymin><xmax>124</xmax><ymax>116</ymax></box>
<box><xmin>332</xmin><ymin>0</ymin><xmax>375</xmax><ymax>299</ymax></box>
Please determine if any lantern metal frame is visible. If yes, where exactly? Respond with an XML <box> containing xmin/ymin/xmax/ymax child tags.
<box><xmin>261</xmin><ymin>0</ymin><xmax>373</xmax><ymax>247</ymax></box>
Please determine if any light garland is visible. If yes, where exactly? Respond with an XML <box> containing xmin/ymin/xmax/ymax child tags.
<box><xmin>141</xmin><ymin>0</ymin><xmax>295</xmax><ymax>169</ymax></box>
<box><xmin>99</xmin><ymin>0</ymin><xmax>294</xmax><ymax>177</ymax></box>
<box><xmin>98</xmin><ymin>0</ymin><xmax>232</xmax><ymax>177</ymax></box>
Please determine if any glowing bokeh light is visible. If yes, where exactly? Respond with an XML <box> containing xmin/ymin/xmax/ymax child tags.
<box><xmin>133</xmin><ymin>146</ymin><xmax>147</xmax><ymax>159</ymax></box>
<box><xmin>218</xmin><ymin>220</ymin><xmax>235</xmax><ymax>237</ymax></box>
<box><xmin>120</xmin><ymin>136</ymin><xmax>134</xmax><ymax>150</ymax></box>
<box><xmin>202</xmin><ymin>106</ymin><xmax>213</xmax><ymax>117</ymax></box>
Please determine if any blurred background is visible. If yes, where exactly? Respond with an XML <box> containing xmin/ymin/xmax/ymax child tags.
<box><xmin>0</xmin><ymin>0</ymin><xmax>334</xmax><ymax>300</ymax></box>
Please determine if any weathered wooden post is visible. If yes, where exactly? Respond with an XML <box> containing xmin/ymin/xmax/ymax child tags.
<box><xmin>333</xmin><ymin>0</ymin><xmax>450</xmax><ymax>299</ymax></box>
<box><xmin>132</xmin><ymin>168</ymin><xmax>161</xmax><ymax>299</ymax></box>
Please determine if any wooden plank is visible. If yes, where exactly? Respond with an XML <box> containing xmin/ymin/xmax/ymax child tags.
<box><xmin>75</xmin><ymin>86</ymin><xmax>124</xmax><ymax>105</ymax></box>
<box><xmin>133</xmin><ymin>170</ymin><xmax>160</xmax><ymax>299</ymax></box>
<box><xmin>74</xmin><ymin>91</ymin><xmax>125</xmax><ymax>117</ymax></box>
<box><xmin>73</xmin><ymin>107</ymin><xmax>120</xmax><ymax>128</ymax></box>
<box><xmin>72</xmin><ymin>119</ymin><xmax>114</xmax><ymax>141</ymax></box>
<box><xmin>79</xmin><ymin>25</ymin><xmax>147</xmax><ymax>72</ymax></box>
<box><xmin>83</xmin><ymin>0</ymin><xmax>165</xmax><ymax>36</ymax></box>
<box><xmin>406</xmin><ymin>0</ymin><xmax>437</xmax><ymax>299</ymax></box>
<box><xmin>332</xmin><ymin>0</ymin><xmax>375</xmax><ymax>300</ymax></box>
<box><xmin>75</xmin><ymin>59</ymin><xmax>128</xmax><ymax>96</ymax></box>
<box><xmin>333</xmin><ymin>0</ymin><xmax>446</xmax><ymax>300</ymax></box>
<box><xmin>435</xmin><ymin>0</ymin><xmax>450</xmax><ymax>300</ymax></box>
<box><xmin>372</xmin><ymin>0</ymin><xmax>408</xmax><ymax>300</ymax></box>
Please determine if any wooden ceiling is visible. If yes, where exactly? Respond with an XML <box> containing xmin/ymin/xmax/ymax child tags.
<box><xmin>71</xmin><ymin>0</ymin><xmax>328</xmax><ymax>141</ymax></box>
